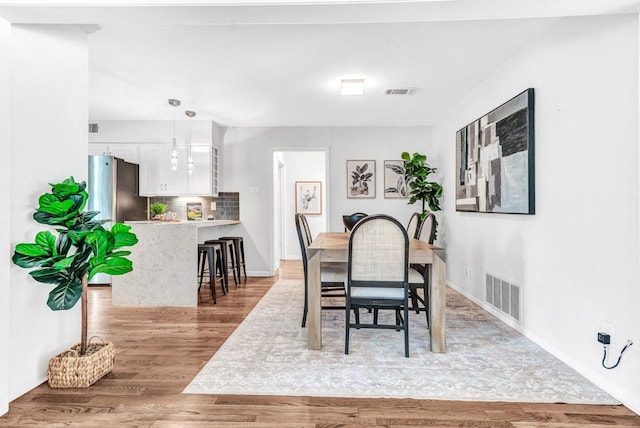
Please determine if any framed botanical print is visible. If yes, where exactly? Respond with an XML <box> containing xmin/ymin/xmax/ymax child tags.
<box><xmin>295</xmin><ymin>181</ymin><xmax>322</xmax><ymax>215</ymax></box>
<box><xmin>384</xmin><ymin>160</ymin><xmax>409</xmax><ymax>199</ymax></box>
<box><xmin>347</xmin><ymin>160</ymin><xmax>375</xmax><ymax>198</ymax></box>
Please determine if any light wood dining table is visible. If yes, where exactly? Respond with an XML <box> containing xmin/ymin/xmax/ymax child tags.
<box><xmin>306</xmin><ymin>232</ymin><xmax>447</xmax><ymax>353</ymax></box>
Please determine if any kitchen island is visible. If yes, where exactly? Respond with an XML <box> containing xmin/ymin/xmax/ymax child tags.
<box><xmin>111</xmin><ymin>220</ymin><xmax>240</xmax><ymax>307</ymax></box>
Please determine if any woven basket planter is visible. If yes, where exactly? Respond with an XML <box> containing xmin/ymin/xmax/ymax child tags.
<box><xmin>47</xmin><ymin>337</ymin><xmax>115</xmax><ymax>388</ymax></box>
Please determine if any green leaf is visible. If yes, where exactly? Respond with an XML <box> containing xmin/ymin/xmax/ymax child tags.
<box><xmin>15</xmin><ymin>243</ymin><xmax>50</xmax><ymax>257</ymax></box>
<box><xmin>53</xmin><ymin>256</ymin><xmax>75</xmax><ymax>269</ymax></box>
<box><xmin>85</xmin><ymin>230</ymin><xmax>115</xmax><ymax>258</ymax></box>
<box><xmin>35</xmin><ymin>231</ymin><xmax>57</xmax><ymax>254</ymax></box>
<box><xmin>89</xmin><ymin>257</ymin><xmax>132</xmax><ymax>279</ymax></box>
<box><xmin>106</xmin><ymin>250</ymin><xmax>132</xmax><ymax>258</ymax></box>
<box><xmin>29</xmin><ymin>268</ymin><xmax>68</xmax><ymax>285</ymax></box>
<box><xmin>111</xmin><ymin>223</ymin><xmax>131</xmax><ymax>235</ymax></box>
<box><xmin>47</xmin><ymin>280</ymin><xmax>83</xmax><ymax>311</ymax></box>
<box><xmin>401</xmin><ymin>152</ymin><xmax>410</xmax><ymax>161</ymax></box>
<box><xmin>37</xmin><ymin>199</ymin><xmax>74</xmax><ymax>216</ymax></box>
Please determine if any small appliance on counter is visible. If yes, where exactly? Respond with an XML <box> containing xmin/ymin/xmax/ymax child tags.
<box><xmin>88</xmin><ymin>155</ymin><xmax>147</xmax><ymax>284</ymax></box>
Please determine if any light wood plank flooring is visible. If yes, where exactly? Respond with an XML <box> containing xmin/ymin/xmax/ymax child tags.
<box><xmin>1</xmin><ymin>260</ymin><xmax>638</xmax><ymax>427</ymax></box>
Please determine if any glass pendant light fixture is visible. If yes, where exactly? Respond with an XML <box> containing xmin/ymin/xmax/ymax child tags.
<box><xmin>185</xmin><ymin>110</ymin><xmax>196</xmax><ymax>175</ymax></box>
<box><xmin>168</xmin><ymin>98</ymin><xmax>181</xmax><ymax>171</ymax></box>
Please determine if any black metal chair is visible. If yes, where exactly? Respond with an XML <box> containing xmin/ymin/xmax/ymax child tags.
<box><xmin>197</xmin><ymin>243</ymin><xmax>227</xmax><ymax>304</ymax></box>
<box><xmin>345</xmin><ymin>214</ymin><xmax>410</xmax><ymax>357</ymax></box>
<box><xmin>342</xmin><ymin>212</ymin><xmax>368</xmax><ymax>232</ymax></box>
<box><xmin>406</xmin><ymin>212</ymin><xmax>421</xmax><ymax>240</ymax></box>
<box><xmin>219</xmin><ymin>236</ymin><xmax>247</xmax><ymax>284</ymax></box>
<box><xmin>295</xmin><ymin>213</ymin><xmax>348</xmax><ymax>328</ymax></box>
<box><xmin>203</xmin><ymin>239</ymin><xmax>233</xmax><ymax>292</ymax></box>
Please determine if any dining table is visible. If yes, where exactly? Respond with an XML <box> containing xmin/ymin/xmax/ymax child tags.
<box><xmin>306</xmin><ymin>232</ymin><xmax>447</xmax><ymax>353</ymax></box>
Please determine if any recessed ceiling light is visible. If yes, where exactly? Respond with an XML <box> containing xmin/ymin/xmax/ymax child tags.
<box><xmin>341</xmin><ymin>79</ymin><xmax>365</xmax><ymax>96</ymax></box>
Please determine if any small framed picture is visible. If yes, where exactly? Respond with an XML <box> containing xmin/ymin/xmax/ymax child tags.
<box><xmin>295</xmin><ymin>181</ymin><xmax>322</xmax><ymax>215</ymax></box>
<box><xmin>384</xmin><ymin>160</ymin><xmax>409</xmax><ymax>199</ymax></box>
<box><xmin>187</xmin><ymin>203</ymin><xmax>203</xmax><ymax>221</ymax></box>
<box><xmin>347</xmin><ymin>160</ymin><xmax>376</xmax><ymax>198</ymax></box>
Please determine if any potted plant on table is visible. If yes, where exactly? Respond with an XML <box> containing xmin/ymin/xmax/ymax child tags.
<box><xmin>401</xmin><ymin>151</ymin><xmax>443</xmax><ymax>238</ymax></box>
<box><xmin>12</xmin><ymin>177</ymin><xmax>138</xmax><ymax>388</ymax></box>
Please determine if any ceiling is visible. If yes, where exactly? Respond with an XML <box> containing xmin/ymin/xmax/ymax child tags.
<box><xmin>1</xmin><ymin>0</ymin><xmax>639</xmax><ymax>127</ymax></box>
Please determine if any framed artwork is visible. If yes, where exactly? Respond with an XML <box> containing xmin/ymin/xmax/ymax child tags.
<box><xmin>295</xmin><ymin>181</ymin><xmax>322</xmax><ymax>215</ymax></box>
<box><xmin>187</xmin><ymin>202</ymin><xmax>203</xmax><ymax>220</ymax></box>
<box><xmin>347</xmin><ymin>160</ymin><xmax>376</xmax><ymax>198</ymax></box>
<box><xmin>384</xmin><ymin>160</ymin><xmax>409</xmax><ymax>199</ymax></box>
<box><xmin>456</xmin><ymin>88</ymin><xmax>535</xmax><ymax>214</ymax></box>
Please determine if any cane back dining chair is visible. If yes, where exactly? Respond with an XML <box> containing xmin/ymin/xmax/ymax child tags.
<box><xmin>295</xmin><ymin>213</ymin><xmax>348</xmax><ymax>328</ymax></box>
<box><xmin>408</xmin><ymin>212</ymin><xmax>437</xmax><ymax>328</ymax></box>
<box><xmin>345</xmin><ymin>214</ymin><xmax>410</xmax><ymax>357</ymax></box>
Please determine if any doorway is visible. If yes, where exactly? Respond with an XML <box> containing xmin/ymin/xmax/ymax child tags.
<box><xmin>272</xmin><ymin>149</ymin><xmax>328</xmax><ymax>270</ymax></box>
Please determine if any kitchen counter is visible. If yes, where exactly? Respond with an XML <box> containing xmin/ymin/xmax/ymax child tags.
<box><xmin>111</xmin><ymin>220</ymin><xmax>241</xmax><ymax>307</ymax></box>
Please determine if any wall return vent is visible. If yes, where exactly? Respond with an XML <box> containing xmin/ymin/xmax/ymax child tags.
<box><xmin>88</xmin><ymin>122</ymin><xmax>99</xmax><ymax>134</ymax></box>
<box><xmin>485</xmin><ymin>273</ymin><xmax>521</xmax><ymax>323</ymax></box>
<box><xmin>384</xmin><ymin>88</ymin><xmax>417</xmax><ymax>95</ymax></box>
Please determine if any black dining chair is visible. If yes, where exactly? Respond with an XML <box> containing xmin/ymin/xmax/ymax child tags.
<box><xmin>408</xmin><ymin>212</ymin><xmax>436</xmax><ymax>328</ymax></box>
<box><xmin>345</xmin><ymin>214</ymin><xmax>410</xmax><ymax>357</ymax></box>
<box><xmin>295</xmin><ymin>213</ymin><xmax>348</xmax><ymax>328</ymax></box>
<box><xmin>406</xmin><ymin>212</ymin><xmax>420</xmax><ymax>240</ymax></box>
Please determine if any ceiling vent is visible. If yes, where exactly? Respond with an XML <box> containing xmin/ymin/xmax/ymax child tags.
<box><xmin>88</xmin><ymin>122</ymin><xmax>99</xmax><ymax>134</ymax></box>
<box><xmin>384</xmin><ymin>88</ymin><xmax>417</xmax><ymax>95</ymax></box>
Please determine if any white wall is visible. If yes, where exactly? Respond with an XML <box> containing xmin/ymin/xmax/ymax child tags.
<box><xmin>281</xmin><ymin>151</ymin><xmax>326</xmax><ymax>259</ymax></box>
<box><xmin>433</xmin><ymin>14</ymin><xmax>640</xmax><ymax>412</ymax></box>
<box><xmin>223</xmin><ymin>126</ymin><xmax>434</xmax><ymax>275</ymax></box>
<box><xmin>9</xmin><ymin>24</ymin><xmax>89</xmax><ymax>401</ymax></box>
<box><xmin>0</xmin><ymin>17</ymin><xmax>11</xmax><ymax>418</ymax></box>
<box><xmin>88</xmin><ymin>119</ymin><xmax>215</xmax><ymax>145</ymax></box>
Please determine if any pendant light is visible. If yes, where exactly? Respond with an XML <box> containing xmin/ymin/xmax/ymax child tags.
<box><xmin>168</xmin><ymin>98</ymin><xmax>181</xmax><ymax>171</ymax></box>
<box><xmin>185</xmin><ymin>110</ymin><xmax>196</xmax><ymax>175</ymax></box>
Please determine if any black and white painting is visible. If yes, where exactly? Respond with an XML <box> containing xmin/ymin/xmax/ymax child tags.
<box><xmin>347</xmin><ymin>160</ymin><xmax>376</xmax><ymax>198</ymax></box>
<box><xmin>384</xmin><ymin>160</ymin><xmax>409</xmax><ymax>199</ymax></box>
<box><xmin>456</xmin><ymin>88</ymin><xmax>535</xmax><ymax>214</ymax></box>
<box><xmin>295</xmin><ymin>181</ymin><xmax>322</xmax><ymax>215</ymax></box>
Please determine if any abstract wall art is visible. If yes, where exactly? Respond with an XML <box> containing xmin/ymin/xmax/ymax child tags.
<box><xmin>295</xmin><ymin>181</ymin><xmax>322</xmax><ymax>215</ymax></box>
<box><xmin>456</xmin><ymin>88</ymin><xmax>535</xmax><ymax>214</ymax></box>
<box><xmin>384</xmin><ymin>160</ymin><xmax>409</xmax><ymax>199</ymax></box>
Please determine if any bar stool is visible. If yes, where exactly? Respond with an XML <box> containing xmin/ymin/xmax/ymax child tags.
<box><xmin>197</xmin><ymin>243</ymin><xmax>226</xmax><ymax>304</ymax></box>
<box><xmin>220</xmin><ymin>236</ymin><xmax>247</xmax><ymax>283</ymax></box>
<box><xmin>204</xmin><ymin>239</ymin><xmax>235</xmax><ymax>289</ymax></box>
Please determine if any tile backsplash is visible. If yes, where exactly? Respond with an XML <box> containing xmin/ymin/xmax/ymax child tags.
<box><xmin>149</xmin><ymin>192</ymin><xmax>239</xmax><ymax>221</ymax></box>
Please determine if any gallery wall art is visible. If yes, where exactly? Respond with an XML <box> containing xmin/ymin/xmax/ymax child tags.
<box><xmin>384</xmin><ymin>160</ymin><xmax>409</xmax><ymax>199</ymax></box>
<box><xmin>347</xmin><ymin>160</ymin><xmax>376</xmax><ymax>198</ymax></box>
<box><xmin>456</xmin><ymin>88</ymin><xmax>535</xmax><ymax>214</ymax></box>
<box><xmin>295</xmin><ymin>181</ymin><xmax>322</xmax><ymax>215</ymax></box>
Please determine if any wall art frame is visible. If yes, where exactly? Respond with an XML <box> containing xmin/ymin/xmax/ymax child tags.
<box><xmin>383</xmin><ymin>160</ymin><xmax>409</xmax><ymax>199</ymax></box>
<box><xmin>295</xmin><ymin>181</ymin><xmax>322</xmax><ymax>215</ymax></box>
<box><xmin>347</xmin><ymin>160</ymin><xmax>376</xmax><ymax>198</ymax></box>
<box><xmin>456</xmin><ymin>88</ymin><xmax>535</xmax><ymax>214</ymax></box>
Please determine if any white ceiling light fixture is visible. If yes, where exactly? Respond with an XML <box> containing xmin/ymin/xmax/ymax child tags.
<box><xmin>185</xmin><ymin>110</ymin><xmax>196</xmax><ymax>175</ymax></box>
<box><xmin>341</xmin><ymin>78</ymin><xmax>365</xmax><ymax>95</ymax></box>
<box><xmin>168</xmin><ymin>98</ymin><xmax>181</xmax><ymax>171</ymax></box>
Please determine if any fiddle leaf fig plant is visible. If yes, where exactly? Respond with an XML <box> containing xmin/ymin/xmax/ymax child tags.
<box><xmin>401</xmin><ymin>151</ymin><xmax>443</xmax><ymax>237</ymax></box>
<box><xmin>12</xmin><ymin>177</ymin><xmax>138</xmax><ymax>354</ymax></box>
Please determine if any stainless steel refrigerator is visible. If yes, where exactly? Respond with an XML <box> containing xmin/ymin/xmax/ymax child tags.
<box><xmin>88</xmin><ymin>155</ymin><xmax>147</xmax><ymax>283</ymax></box>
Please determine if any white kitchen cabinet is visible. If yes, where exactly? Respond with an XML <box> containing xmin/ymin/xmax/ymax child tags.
<box><xmin>211</xmin><ymin>145</ymin><xmax>220</xmax><ymax>197</ymax></box>
<box><xmin>138</xmin><ymin>143</ymin><xmax>188</xmax><ymax>196</ymax></box>
<box><xmin>138</xmin><ymin>143</ymin><xmax>216</xmax><ymax>196</ymax></box>
<box><xmin>187</xmin><ymin>144</ymin><xmax>213</xmax><ymax>196</ymax></box>
<box><xmin>88</xmin><ymin>143</ymin><xmax>139</xmax><ymax>163</ymax></box>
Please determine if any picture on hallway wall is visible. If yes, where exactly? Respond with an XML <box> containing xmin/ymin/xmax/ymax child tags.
<box><xmin>347</xmin><ymin>160</ymin><xmax>376</xmax><ymax>198</ymax></box>
<box><xmin>295</xmin><ymin>181</ymin><xmax>322</xmax><ymax>215</ymax></box>
<box><xmin>455</xmin><ymin>88</ymin><xmax>535</xmax><ymax>214</ymax></box>
<box><xmin>384</xmin><ymin>160</ymin><xmax>409</xmax><ymax>199</ymax></box>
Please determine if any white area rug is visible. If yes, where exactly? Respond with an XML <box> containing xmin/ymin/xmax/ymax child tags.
<box><xmin>184</xmin><ymin>279</ymin><xmax>618</xmax><ymax>404</ymax></box>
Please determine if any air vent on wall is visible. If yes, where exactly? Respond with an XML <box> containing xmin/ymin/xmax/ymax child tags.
<box><xmin>384</xmin><ymin>88</ymin><xmax>417</xmax><ymax>95</ymax></box>
<box><xmin>88</xmin><ymin>122</ymin><xmax>99</xmax><ymax>134</ymax></box>
<box><xmin>485</xmin><ymin>272</ymin><xmax>521</xmax><ymax>322</ymax></box>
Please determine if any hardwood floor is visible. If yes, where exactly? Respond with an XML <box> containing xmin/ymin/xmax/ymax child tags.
<box><xmin>1</xmin><ymin>260</ymin><xmax>638</xmax><ymax>427</ymax></box>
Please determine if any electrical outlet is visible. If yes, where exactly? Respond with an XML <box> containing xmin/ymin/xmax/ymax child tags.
<box><xmin>597</xmin><ymin>332</ymin><xmax>611</xmax><ymax>344</ymax></box>
<box><xmin>464</xmin><ymin>267</ymin><xmax>472</xmax><ymax>280</ymax></box>
<box><xmin>600</xmin><ymin>321</ymin><xmax>615</xmax><ymax>348</ymax></box>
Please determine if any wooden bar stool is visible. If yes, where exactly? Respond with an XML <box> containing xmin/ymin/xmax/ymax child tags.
<box><xmin>204</xmin><ymin>239</ymin><xmax>234</xmax><ymax>290</ymax></box>
<box><xmin>220</xmin><ymin>236</ymin><xmax>247</xmax><ymax>283</ymax></box>
<box><xmin>197</xmin><ymin>243</ymin><xmax>226</xmax><ymax>304</ymax></box>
